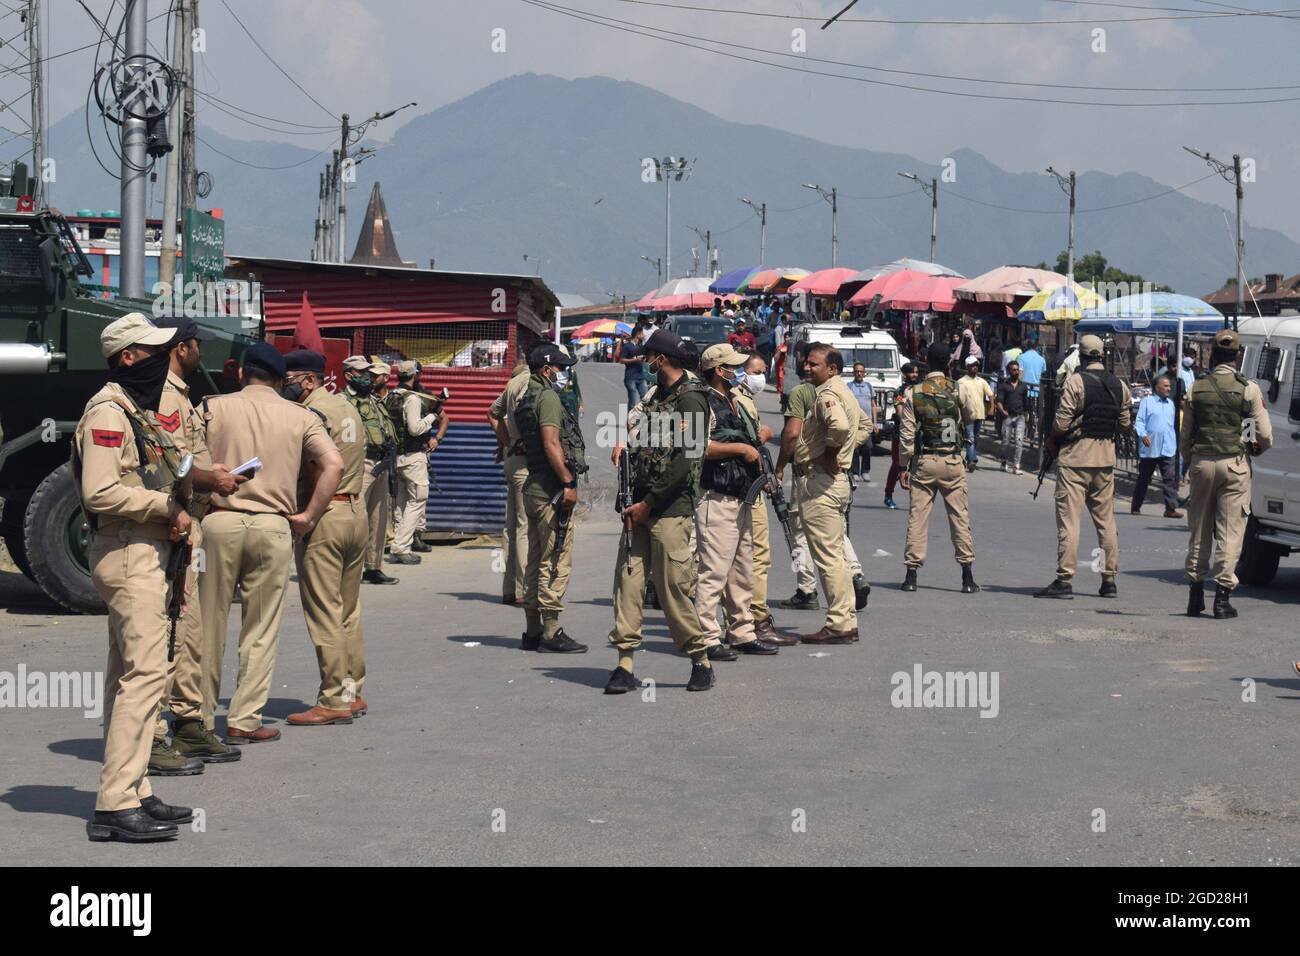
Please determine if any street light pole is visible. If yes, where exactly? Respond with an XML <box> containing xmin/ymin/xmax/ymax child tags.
<box><xmin>641</xmin><ymin>255</ymin><xmax>662</xmax><ymax>281</ymax></box>
<box><xmin>803</xmin><ymin>183</ymin><xmax>837</xmax><ymax>267</ymax></box>
<box><xmin>1184</xmin><ymin>146</ymin><xmax>1245</xmax><ymax>330</ymax></box>
<box><xmin>740</xmin><ymin>197</ymin><xmax>766</xmax><ymax>264</ymax></box>
<box><xmin>899</xmin><ymin>172</ymin><xmax>939</xmax><ymax>261</ymax></box>
<box><xmin>1046</xmin><ymin>167</ymin><xmax>1076</xmax><ymax>284</ymax></box>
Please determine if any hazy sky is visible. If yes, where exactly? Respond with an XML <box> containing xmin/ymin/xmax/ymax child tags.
<box><xmin>22</xmin><ymin>0</ymin><xmax>1300</xmax><ymax>259</ymax></box>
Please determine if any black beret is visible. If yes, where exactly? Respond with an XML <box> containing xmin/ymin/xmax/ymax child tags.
<box><xmin>283</xmin><ymin>349</ymin><xmax>326</xmax><ymax>374</ymax></box>
<box><xmin>243</xmin><ymin>342</ymin><xmax>287</xmax><ymax>378</ymax></box>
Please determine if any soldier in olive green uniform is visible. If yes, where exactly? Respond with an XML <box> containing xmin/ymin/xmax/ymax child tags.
<box><xmin>512</xmin><ymin>343</ymin><xmax>588</xmax><ymax>653</ymax></box>
<box><xmin>1035</xmin><ymin>334</ymin><xmax>1131</xmax><ymax>600</ymax></box>
<box><xmin>386</xmin><ymin>360</ymin><xmax>448</xmax><ymax>563</ymax></box>
<box><xmin>282</xmin><ymin>350</ymin><xmax>371</xmax><ymax>722</ymax></box>
<box><xmin>898</xmin><ymin>342</ymin><xmax>979</xmax><ymax>595</ymax></box>
<box><xmin>76</xmin><ymin>314</ymin><xmax>197</xmax><ymax>842</ymax></box>
<box><xmin>1181</xmin><ymin>329</ymin><xmax>1272</xmax><ymax>618</ymax></box>
<box><xmin>342</xmin><ymin>355</ymin><xmax>400</xmax><ymax>585</ymax></box>
<box><xmin>605</xmin><ymin>329</ymin><xmax>720</xmax><ymax>694</ymax></box>
<box><xmin>150</xmin><ymin>317</ymin><xmax>246</xmax><ymax>771</ymax></box>
<box><xmin>488</xmin><ymin>363</ymin><xmax>532</xmax><ymax>605</ymax></box>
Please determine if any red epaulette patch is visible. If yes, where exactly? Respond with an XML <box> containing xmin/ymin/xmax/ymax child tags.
<box><xmin>154</xmin><ymin>410</ymin><xmax>181</xmax><ymax>433</ymax></box>
<box><xmin>92</xmin><ymin>429</ymin><xmax>124</xmax><ymax>448</ymax></box>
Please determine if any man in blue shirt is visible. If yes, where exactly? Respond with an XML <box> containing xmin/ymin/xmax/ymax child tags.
<box><xmin>1131</xmin><ymin>374</ymin><xmax>1182</xmax><ymax>517</ymax></box>
<box><xmin>847</xmin><ymin>363</ymin><xmax>876</xmax><ymax>480</ymax></box>
<box><xmin>1017</xmin><ymin>339</ymin><xmax>1046</xmax><ymax>390</ymax></box>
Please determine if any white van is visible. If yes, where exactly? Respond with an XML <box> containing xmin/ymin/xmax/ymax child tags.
<box><xmin>782</xmin><ymin>323</ymin><xmax>905</xmax><ymax>428</ymax></box>
<box><xmin>1231</xmin><ymin>315</ymin><xmax>1300</xmax><ymax>585</ymax></box>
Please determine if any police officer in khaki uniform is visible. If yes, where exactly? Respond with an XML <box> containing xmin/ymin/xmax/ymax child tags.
<box><xmin>778</xmin><ymin>344</ymin><xmax>868</xmax><ymax>644</ymax></box>
<box><xmin>1036</xmin><ymin>334</ymin><xmax>1131</xmax><ymax>599</ymax></box>
<box><xmin>150</xmin><ymin>317</ymin><xmax>245</xmax><ymax>771</ymax></box>
<box><xmin>898</xmin><ymin>342</ymin><xmax>979</xmax><ymax>595</ymax></box>
<box><xmin>77</xmin><ymin>313</ymin><xmax>196</xmax><ymax>842</ymax></box>
<box><xmin>282</xmin><ymin>350</ymin><xmax>371</xmax><ymax>723</ymax></box>
<box><xmin>342</xmin><ymin>355</ymin><xmax>399</xmax><ymax>586</ymax></box>
<box><xmin>1181</xmin><ymin>329</ymin><xmax>1272</xmax><ymax>618</ymax></box>
<box><xmin>200</xmin><ymin>343</ymin><xmax>343</xmax><ymax>744</ymax></box>
<box><xmin>386</xmin><ymin>360</ymin><xmax>447</xmax><ymax>563</ymax></box>
<box><xmin>488</xmin><ymin>362</ymin><xmax>531</xmax><ymax>606</ymax></box>
<box><xmin>696</xmin><ymin>343</ymin><xmax>782</xmax><ymax>659</ymax></box>
<box><xmin>512</xmin><ymin>344</ymin><xmax>588</xmax><ymax>652</ymax></box>
<box><xmin>605</xmin><ymin>330</ymin><xmax>720</xmax><ymax>694</ymax></box>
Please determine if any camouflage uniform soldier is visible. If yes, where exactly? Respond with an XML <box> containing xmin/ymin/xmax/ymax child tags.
<box><xmin>385</xmin><ymin>360</ymin><xmax>447</xmax><ymax>563</ymax></box>
<box><xmin>898</xmin><ymin>342</ymin><xmax>979</xmax><ymax>595</ymax></box>
<box><xmin>1181</xmin><ymin>329</ymin><xmax>1272</xmax><ymax>618</ymax></box>
<box><xmin>488</xmin><ymin>363</ymin><xmax>531</xmax><ymax>606</ymax></box>
<box><xmin>342</xmin><ymin>355</ymin><xmax>399</xmax><ymax>585</ymax></box>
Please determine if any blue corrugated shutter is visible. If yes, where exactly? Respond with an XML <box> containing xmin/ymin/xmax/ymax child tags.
<box><xmin>425</xmin><ymin>423</ymin><xmax>504</xmax><ymax>534</ymax></box>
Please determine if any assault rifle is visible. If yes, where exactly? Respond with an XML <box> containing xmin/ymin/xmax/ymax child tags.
<box><xmin>549</xmin><ymin>457</ymin><xmax>580</xmax><ymax>581</ymax></box>
<box><xmin>1031</xmin><ymin>439</ymin><xmax>1057</xmax><ymax>500</ymax></box>
<box><xmin>165</xmin><ymin>454</ymin><xmax>195</xmax><ymax>663</ymax></box>
<box><xmin>615</xmin><ymin>448</ymin><xmax>634</xmax><ymax>574</ymax></box>
<box><xmin>371</xmin><ymin>439</ymin><xmax>399</xmax><ymax>499</ymax></box>
<box><xmin>745</xmin><ymin>445</ymin><xmax>797</xmax><ymax>554</ymax></box>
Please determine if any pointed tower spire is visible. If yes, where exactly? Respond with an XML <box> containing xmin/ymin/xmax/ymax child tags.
<box><xmin>349</xmin><ymin>182</ymin><xmax>406</xmax><ymax>267</ymax></box>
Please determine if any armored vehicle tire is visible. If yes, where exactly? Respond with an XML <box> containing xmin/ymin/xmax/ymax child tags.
<box><xmin>24</xmin><ymin>463</ymin><xmax>104</xmax><ymax>614</ymax></box>
<box><xmin>1237</xmin><ymin>516</ymin><xmax>1282</xmax><ymax>588</ymax></box>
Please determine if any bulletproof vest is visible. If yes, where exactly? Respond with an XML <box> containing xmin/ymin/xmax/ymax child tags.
<box><xmin>385</xmin><ymin>387</ymin><xmax>431</xmax><ymax>454</ymax></box>
<box><xmin>700</xmin><ymin>387</ymin><xmax>759</xmax><ymax>499</ymax></box>
<box><xmin>347</xmin><ymin>389</ymin><xmax>391</xmax><ymax>458</ymax></box>
<box><xmin>1190</xmin><ymin>371</ymin><xmax>1249</xmax><ymax>456</ymax></box>
<box><xmin>516</xmin><ymin>374</ymin><xmax>588</xmax><ymax>480</ymax></box>
<box><xmin>73</xmin><ymin>392</ymin><xmax>182</xmax><ymax>530</ymax></box>
<box><xmin>627</xmin><ymin>376</ymin><xmax>708</xmax><ymax>497</ymax></box>
<box><xmin>912</xmin><ymin>377</ymin><xmax>961</xmax><ymax>455</ymax></box>
<box><xmin>1078</xmin><ymin>369</ymin><xmax>1122</xmax><ymax>440</ymax></box>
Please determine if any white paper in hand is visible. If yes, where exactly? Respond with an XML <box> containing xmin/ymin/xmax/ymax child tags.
<box><xmin>231</xmin><ymin>457</ymin><xmax>263</xmax><ymax>477</ymax></box>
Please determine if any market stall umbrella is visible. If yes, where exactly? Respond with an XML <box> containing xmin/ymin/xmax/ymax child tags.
<box><xmin>788</xmin><ymin>267</ymin><xmax>859</xmax><ymax>297</ymax></box>
<box><xmin>653</xmin><ymin>293</ymin><xmax>721</xmax><ymax>312</ymax></box>
<box><xmin>847</xmin><ymin>268</ymin><xmax>932</xmax><ymax>307</ymax></box>
<box><xmin>739</xmin><ymin>267</ymin><xmax>809</xmax><ymax>294</ymax></box>
<box><xmin>879</xmin><ymin>274</ymin><xmax>968</xmax><ymax>312</ymax></box>
<box><xmin>837</xmin><ymin>258</ymin><xmax>962</xmax><ymax>298</ymax></box>
<box><xmin>1078</xmin><ymin>293</ymin><xmax>1224</xmax><ymax>371</ymax></box>
<box><xmin>953</xmin><ymin>266</ymin><xmax>1068</xmax><ymax>305</ymax></box>
<box><xmin>1016</xmin><ymin>282</ymin><xmax>1104</xmax><ymax>324</ymax></box>
<box><xmin>710</xmin><ymin>266</ymin><xmax>763</xmax><ymax>295</ymax></box>
<box><xmin>655</xmin><ymin>277</ymin><xmax>715</xmax><ymax>298</ymax></box>
<box><xmin>632</xmin><ymin>288</ymin><xmax>660</xmax><ymax>310</ymax></box>
<box><xmin>570</xmin><ymin>318</ymin><xmax>633</xmax><ymax>339</ymax></box>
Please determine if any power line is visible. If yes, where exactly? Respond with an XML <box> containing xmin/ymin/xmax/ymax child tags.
<box><xmin>520</xmin><ymin>0</ymin><xmax>1300</xmax><ymax>105</ymax></box>
<box><xmin>194</xmin><ymin>89</ymin><xmax>336</xmax><ymax>130</ymax></box>
<box><xmin>943</xmin><ymin>171</ymin><xmax>1220</xmax><ymax>214</ymax></box>
<box><xmin>196</xmin><ymin>132</ymin><xmax>330</xmax><ymax>170</ymax></box>
<box><xmin>217</xmin><ymin>0</ymin><xmax>336</xmax><ymax>121</ymax></box>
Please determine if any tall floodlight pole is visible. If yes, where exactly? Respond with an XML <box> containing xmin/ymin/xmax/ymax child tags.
<box><xmin>803</xmin><ymin>183</ymin><xmax>837</xmax><ymax>267</ymax></box>
<box><xmin>159</xmin><ymin>0</ymin><xmax>187</xmax><ymax>289</ymax></box>
<box><xmin>1184</xmin><ymin>146</ymin><xmax>1245</xmax><ymax>330</ymax></box>
<box><xmin>739</xmin><ymin>197</ymin><xmax>766</xmax><ymax>264</ymax></box>
<box><xmin>120</xmin><ymin>0</ymin><xmax>148</xmax><ymax>299</ymax></box>
<box><xmin>26</xmin><ymin>0</ymin><xmax>44</xmax><ymax>208</ymax></box>
<box><xmin>1046</xmin><ymin>167</ymin><xmax>1076</xmax><ymax>284</ymax></box>
<box><xmin>898</xmin><ymin>171</ymin><xmax>938</xmax><ymax>261</ymax></box>
<box><xmin>650</xmin><ymin>157</ymin><xmax>692</xmax><ymax>279</ymax></box>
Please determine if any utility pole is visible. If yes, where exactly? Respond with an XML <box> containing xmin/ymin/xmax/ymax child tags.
<box><xmin>120</xmin><ymin>0</ymin><xmax>148</xmax><ymax>299</ymax></box>
<box><xmin>1185</xmin><ymin>145</ymin><xmax>1242</xmax><ymax>330</ymax></box>
<box><xmin>640</xmin><ymin>255</ymin><xmax>662</xmax><ymax>281</ymax></box>
<box><xmin>26</xmin><ymin>0</ymin><xmax>44</xmax><ymax>209</ymax></box>
<box><xmin>311</xmin><ymin>170</ymin><xmax>325</xmax><ymax>260</ymax></box>
<box><xmin>336</xmin><ymin>113</ymin><xmax>350</xmax><ymax>261</ymax></box>
<box><xmin>181</xmin><ymin>0</ymin><xmax>198</xmax><ymax>212</ymax></box>
<box><xmin>1046</xmin><ymin>167</ymin><xmax>1076</xmax><ymax>283</ymax></box>
<box><xmin>159</xmin><ymin>0</ymin><xmax>187</xmax><ymax>289</ymax></box>
<box><xmin>899</xmin><ymin>172</ymin><xmax>939</xmax><ymax>261</ymax></box>
<box><xmin>802</xmin><ymin>183</ymin><xmax>837</xmax><ymax>267</ymax></box>
<box><xmin>740</xmin><ymin>197</ymin><xmax>766</xmax><ymax>264</ymax></box>
<box><xmin>689</xmin><ymin>226</ymin><xmax>712</xmax><ymax>278</ymax></box>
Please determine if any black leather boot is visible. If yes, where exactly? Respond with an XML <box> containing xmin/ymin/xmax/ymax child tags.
<box><xmin>960</xmin><ymin>564</ymin><xmax>980</xmax><ymax>594</ymax></box>
<box><xmin>1187</xmin><ymin>581</ymin><xmax>1205</xmax><ymax>616</ymax></box>
<box><xmin>901</xmin><ymin>569</ymin><xmax>918</xmax><ymax>592</ymax></box>
<box><xmin>1213</xmin><ymin>584</ymin><xmax>1237</xmax><ymax>619</ymax></box>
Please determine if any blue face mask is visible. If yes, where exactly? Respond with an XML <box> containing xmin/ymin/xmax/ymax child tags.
<box><xmin>727</xmin><ymin>367</ymin><xmax>746</xmax><ymax>388</ymax></box>
<box><xmin>553</xmin><ymin>369</ymin><xmax>570</xmax><ymax>389</ymax></box>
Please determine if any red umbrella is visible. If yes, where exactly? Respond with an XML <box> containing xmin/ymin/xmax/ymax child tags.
<box><xmin>633</xmin><ymin>288</ymin><xmax>660</xmax><ymax>309</ymax></box>
<box><xmin>848</xmin><ymin>269</ymin><xmax>928</xmax><ymax>307</ymax></box>
<box><xmin>880</xmin><ymin>275</ymin><xmax>967</xmax><ymax>312</ymax></box>
<box><xmin>788</xmin><ymin>267</ymin><xmax>859</xmax><ymax>296</ymax></box>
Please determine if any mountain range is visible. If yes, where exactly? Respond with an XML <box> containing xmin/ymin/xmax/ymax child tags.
<box><xmin>46</xmin><ymin>72</ymin><xmax>1300</xmax><ymax>300</ymax></box>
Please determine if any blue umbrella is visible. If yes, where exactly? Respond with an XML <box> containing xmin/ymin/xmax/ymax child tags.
<box><xmin>1076</xmin><ymin>292</ymin><xmax>1223</xmax><ymax>335</ymax></box>
<box><xmin>710</xmin><ymin>266</ymin><xmax>763</xmax><ymax>295</ymax></box>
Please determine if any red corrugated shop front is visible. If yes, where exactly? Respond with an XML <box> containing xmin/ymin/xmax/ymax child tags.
<box><xmin>236</xmin><ymin>258</ymin><xmax>556</xmax><ymax>537</ymax></box>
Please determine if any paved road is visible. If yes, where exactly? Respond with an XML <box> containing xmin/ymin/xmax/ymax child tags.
<box><xmin>2</xmin><ymin>361</ymin><xmax>1297</xmax><ymax>865</ymax></box>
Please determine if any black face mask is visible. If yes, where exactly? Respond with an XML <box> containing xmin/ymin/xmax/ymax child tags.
<box><xmin>108</xmin><ymin>349</ymin><xmax>170</xmax><ymax>412</ymax></box>
<box><xmin>348</xmin><ymin>376</ymin><xmax>372</xmax><ymax>396</ymax></box>
<box><xmin>281</xmin><ymin>382</ymin><xmax>305</xmax><ymax>403</ymax></box>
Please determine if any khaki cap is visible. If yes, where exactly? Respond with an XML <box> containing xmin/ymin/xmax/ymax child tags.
<box><xmin>397</xmin><ymin>359</ymin><xmax>419</xmax><ymax>377</ymax></box>
<box><xmin>342</xmin><ymin>355</ymin><xmax>371</xmax><ymax>372</ymax></box>
<box><xmin>370</xmin><ymin>360</ymin><xmax>391</xmax><ymax>377</ymax></box>
<box><xmin>100</xmin><ymin>311</ymin><xmax>177</xmax><ymax>358</ymax></box>
<box><xmin>699</xmin><ymin>342</ymin><xmax>748</xmax><ymax>371</ymax></box>
<box><xmin>1213</xmin><ymin>329</ymin><xmax>1241</xmax><ymax>351</ymax></box>
<box><xmin>1079</xmin><ymin>334</ymin><xmax>1105</xmax><ymax>358</ymax></box>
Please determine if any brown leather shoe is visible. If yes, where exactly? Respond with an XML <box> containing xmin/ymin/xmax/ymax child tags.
<box><xmin>286</xmin><ymin>706</ymin><xmax>353</xmax><ymax>726</ymax></box>
<box><xmin>753</xmin><ymin>616</ymin><xmax>798</xmax><ymax>646</ymax></box>
<box><xmin>224</xmin><ymin>726</ymin><xmax>282</xmax><ymax>744</ymax></box>
<box><xmin>350</xmin><ymin>697</ymin><xmax>368</xmax><ymax>718</ymax></box>
<box><xmin>1164</xmin><ymin>509</ymin><xmax>1184</xmax><ymax>519</ymax></box>
<box><xmin>799</xmin><ymin>626</ymin><xmax>858</xmax><ymax>645</ymax></box>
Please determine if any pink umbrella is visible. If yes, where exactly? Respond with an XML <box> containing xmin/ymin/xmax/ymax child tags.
<box><xmin>653</xmin><ymin>292</ymin><xmax>716</xmax><ymax>312</ymax></box>
<box><xmin>848</xmin><ymin>269</ymin><xmax>928</xmax><ymax>307</ymax></box>
<box><xmin>788</xmin><ymin>267</ymin><xmax>859</xmax><ymax>297</ymax></box>
<box><xmin>633</xmin><ymin>288</ymin><xmax>660</xmax><ymax>309</ymax></box>
<box><xmin>880</xmin><ymin>275</ymin><xmax>967</xmax><ymax>312</ymax></box>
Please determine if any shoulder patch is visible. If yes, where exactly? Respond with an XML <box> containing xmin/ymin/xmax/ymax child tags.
<box><xmin>154</xmin><ymin>410</ymin><xmax>181</xmax><ymax>433</ymax></box>
<box><xmin>92</xmin><ymin>429</ymin><xmax>124</xmax><ymax>448</ymax></box>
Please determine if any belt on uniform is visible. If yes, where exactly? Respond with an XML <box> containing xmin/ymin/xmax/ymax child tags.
<box><xmin>208</xmin><ymin>504</ymin><xmax>286</xmax><ymax>517</ymax></box>
<box><xmin>331</xmin><ymin>493</ymin><xmax>359</xmax><ymax>502</ymax></box>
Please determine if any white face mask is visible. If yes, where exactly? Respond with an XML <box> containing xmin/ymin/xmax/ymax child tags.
<box><xmin>1182</xmin><ymin>356</ymin><xmax>1194</xmax><ymax>369</ymax></box>
<box><xmin>553</xmin><ymin>369</ymin><xmax>570</xmax><ymax>389</ymax></box>
<box><xmin>744</xmin><ymin>373</ymin><xmax>766</xmax><ymax>394</ymax></box>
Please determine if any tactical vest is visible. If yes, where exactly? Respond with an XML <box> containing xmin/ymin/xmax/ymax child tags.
<box><xmin>700</xmin><ymin>387</ymin><xmax>759</xmax><ymax>499</ymax></box>
<box><xmin>516</xmin><ymin>374</ymin><xmax>588</xmax><ymax>479</ymax></box>
<box><xmin>1078</xmin><ymin>369</ymin><xmax>1123</xmax><ymax>440</ymax></box>
<box><xmin>1190</xmin><ymin>371</ymin><xmax>1249</xmax><ymax>456</ymax></box>
<box><xmin>347</xmin><ymin>389</ymin><xmax>392</xmax><ymax>458</ymax></box>
<box><xmin>627</xmin><ymin>377</ymin><xmax>708</xmax><ymax>497</ymax></box>
<box><xmin>912</xmin><ymin>377</ymin><xmax>961</xmax><ymax>455</ymax></box>
<box><xmin>385</xmin><ymin>388</ymin><xmax>432</xmax><ymax>454</ymax></box>
<box><xmin>73</xmin><ymin>393</ymin><xmax>182</xmax><ymax>530</ymax></box>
